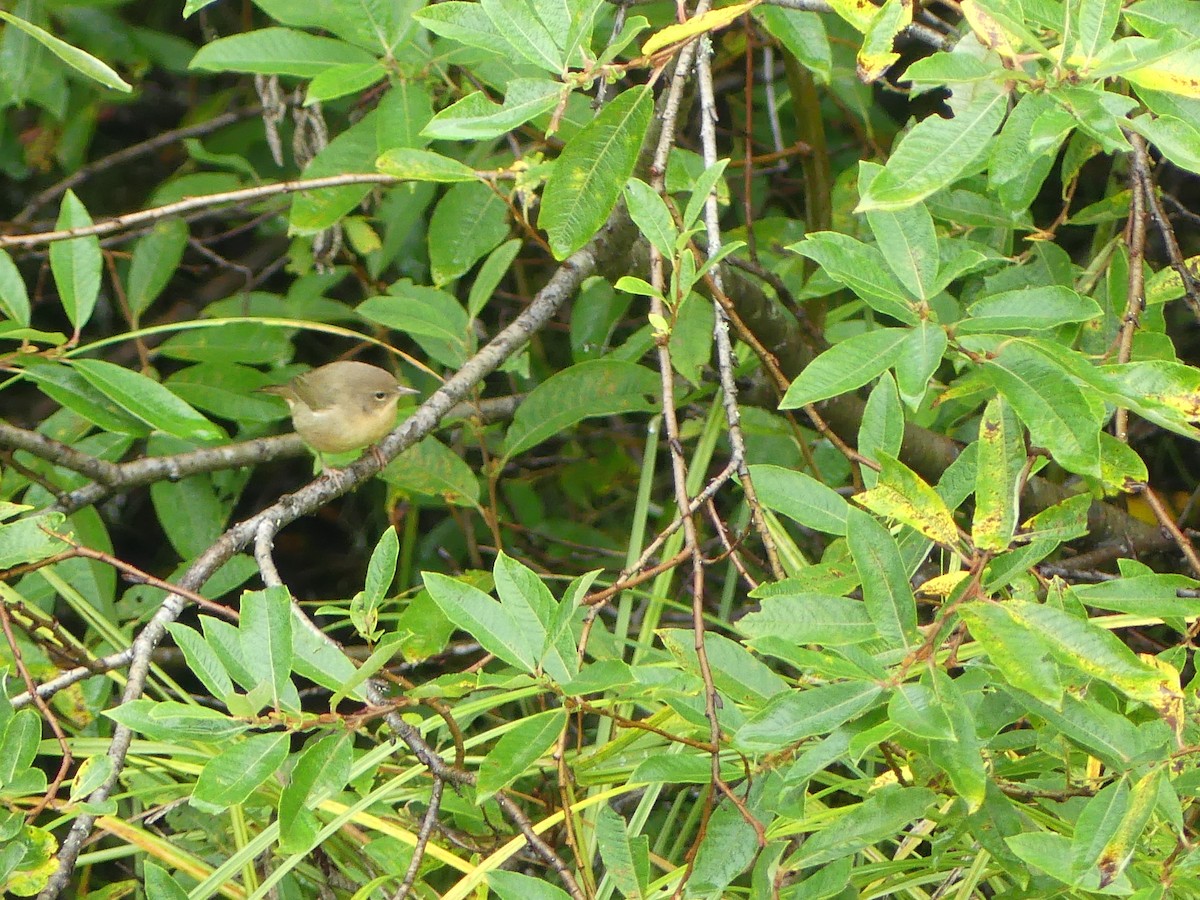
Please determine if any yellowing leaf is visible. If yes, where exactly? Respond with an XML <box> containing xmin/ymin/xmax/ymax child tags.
<box><xmin>855</xmin><ymin>453</ymin><xmax>959</xmax><ymax>545</ymax></box>
<box><xmin>641</xmin><ymin>1</ymin><xmax>757</xmax><ymax>56</ymax></box>
<box><xmin>825</xmin><ymin>0</ymin><xmax>877</xmax><ymax>32</ymax></box>
<box><xmin>1127</xmin><ymin>51</ymin><xmax>1200</xmax><ymax>99</ymax></box>
<box><xmin>961</xmin><ymin>0</ymin><xmax>1018</xmax><ymax>61</ymax></box>
<box><xmin>917</xmin><ymin>571</ymin><xmax>969</xmax><ymax>597</ymax></box>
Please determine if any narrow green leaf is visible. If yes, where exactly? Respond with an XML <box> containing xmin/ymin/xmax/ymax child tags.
<box><xmin>894</xmin><ymin>321</ymin><xmax>946</xmax><ymax>409</ymax></box>
<box><xmin>502</xmin><ymin>359</ymin><xmax>659</xmax><ymax>460</ymax></box>
<box><xmin>959</xmin><ymin>286</ymin><xmax>1102</xmax><ymax>333</ymax></box>
<box><xmin>0</xmin><ymin>249</ymin><xmax>30</xmax><ymax>326</ymax></box>
<box><xmin>0</xmin><ymin>11</ymin><xmax>131</xmax><ymax>92</ymax></box>
<box><xmin>49</xmin><ymin>191</ymin><xmax>101</xmax><ymax>333</ymax></box>
<box><xmin>739</xmin><ymin>594</ymin><xmax>877</xmax><ymax>646</ymax></box>
<box><xmin>240</xmin><ymin>586</ymin><xmax>295</xmax><ymax>713</ymax></box>
<box><xmin>189</xmin><ymin>27</ymin><xmax>376</xmax><ymax>77</ymax></box>
<box><xmin>481</xmin><ymin>0</ymin><xmax>564</xmax><ymax>72</ymax></box>
<box><xmin>279</xmin><ymin>732</ymin><xmax>353</xmax><ymax>852</ymax></box>
<box><xmin>981</xmin><ymin>342</ymin><xmax>1102</xmax><ymax>477</ymax></box>
<box><xmin>958</xmin><ymin>601</ymin><xmax>1063</xmax><ymax>706</ymax></box>
<box><xmin>428</xmin><ymin>181</ymin><xmax>510</xmax><ymax>286</ymax></box>
<box><xmin>191</xmin><ymin>733</ymin><xmax>290</xmax><ymax>813</ymax></box>
<box><xmin>860</xmin><ymin>161</ymin><xmax>939</xmax><ymax>299</ymax></box>
<box><xmin>735</xmin><ymin>681</ymin><xmax>884</xmax><ymax>751</ymax></box>
<box><xmin>858</xmin><ymin>373</ymin><xmax>903</xmax><ymax>488</ymax></box>
<box><xmin>595</xmin><ymin>806</ymin><xmax>649</xmax><ymax>899</ymax></box>
<box><xmin>779</xmin><ymin>328</ymin><xmax>909</xmax><ymax>408</ymax></box>
<box><xmin>786</xmin><ymin>787</ymin><xmax>937</xmax><ymax>867</ymax></box>
<box><xmin>489</xmin><ymin>871</ymin><xmax>573</xmax><ymax>900</ymax></box>
<box><xmin>857</xmin><ymin>87</ymin><xmax>1009</xmax><ymax>211</ymax></box>
<box><xmin>166</xmin><ymin>623</ymin><xmax>235</xmax><ymax>704</ymax></box>
<box><xmin>423</xmin><ymin>572</ymin><xmax>536</xmax><ymax>672</ymax></box>
<box><xmin>70</xmin><ymin>359</ymin><xmax>224</xmax><ymax>443</ymax></box>
<box><xmin>127</xmin><ymin>219</ymin><xmax>188</xmax><ymax>318</ymax></box>
<box><xmin>624</xmin><ymin>178</ymin><xmax>678</xmax><ymax>258</ymax></box>
<box><xmin>846</xmin><ymin>507</ymin><xmax>919</xmax><ymax>649</ymax></box>
<box><xmin>477</xmin><ymin>709</ymin><xmax>566</xmax><ymax>801</ymax></box>
<box><xmin>144</xmin><ymin>862</ymin><xmax>190</xmax><ymax>900</ymax></box>
<box><xmin>376</xmin><ymin>148</ymin><xmax>478</xmax><ymax>182</ymax></box>
<box><xmin>541</xmin><ymin>87</ymin><xmax>653</xmax><ymax>258</ymax></box>
<box><xmin>422</xmin><ymin>80</ymin><xmax>563</xmax><ymax>141</ymax></box>
<box><xmin>749</xmin><ymin>464</ymin><xmax>849</xmax><ymax>535</ymax></box>
<box><xmin>788</xmin><ymin>232</ymin><xmax>918</xmax><ymax>322</ymax></box>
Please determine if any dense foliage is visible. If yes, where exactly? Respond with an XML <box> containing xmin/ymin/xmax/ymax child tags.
<box><xmin>2</xmin><ymin>0</ymin><xmax>1200</xmax><ymax>897</ymax></box>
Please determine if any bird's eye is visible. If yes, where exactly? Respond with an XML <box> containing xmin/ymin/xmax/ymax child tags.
<box><xmin>374</xmin><ymin>391</ymin><xmax>388</xmax><ymax>401</ymax></box>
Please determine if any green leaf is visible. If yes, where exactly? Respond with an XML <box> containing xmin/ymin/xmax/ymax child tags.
<box><xmin>749</xmin><ymin>464</ymin><xmax>849</xmax><ymax>535</ymax></box>
<box><xmin>779</xmin><ymin>328</ymin><xmax>909</xmax><ymax>407</ymax></box>
<box><xmin>422</xmin><ymin>80</ymin><xmax>563</xmax><ymax>141</ymax></box>
<box><xmin>502</xmin><ymin>359</ymin><xmax>659</xmax><ymax>460</ymax></box>
<box><xmin>1004</xmin><ymin>601</ymin><xmax>1178</xmax><ymax>711</ymax></box>
<box><xmin>481</xmin><ymin>0</ymin><xmax>564</xmax><ymax>72</ymax></box>
<box><xmin>382</xmin><ymin>436</ymin><xmax>482</xmax><ymax>508</ymax></box>
<box><xmin>0</xmin><ymin>513</ymin><xmax>68</xmax><ymax>569</ymax></box>
<box><xmin>845</xmin><ymin>507</ymin><xmax>919</xmax><ymax>649</ymax></box>
<box><xmin>894</xmin><ymin>321</ymin><xmax>946</xmax><ymax>409</ymax></box>
<box><xmin>0</xmin><ymin>710</ymin><xmax>40</xmax><ymax>784</ymax></box>
<box><xmin>104</xmin><ymin>700</ymin><xmax>250</xmax><ymax>742</ymax></box>
<box><xmin>857</xmin><ymin>87</ymin><xmax>1010</xmax><ymax>211</ymax></box>
<box><xmin>376</xmin><ymin>148</ymin><xmax>478</xmax><ymax>182</ymax></box>
<box><xmin>492</xmin><ymin>551</ymin><xmax>554</xmax><ymax>662</ymax></box>
<box><xmin>423</xmin><ymin>572</ymin><xmax>536</xmax><ymax>673</ymax></box>
<box><xmin>959</xmin><ymin>286</ymin><xmax>1102</xmax><ymax>333</ymax></box>
<box><xmin>0</xmin><ymin>249</ymin><xmax>30</xmax><ymax>326</ymax></box>
<box><xmin>49</xmin><ymin>191</ymin><xmax>101</xmax><ymax>333</ymax></box>
<box><xmin>858</xmin><ymin>373</ymin><xmax>903</xmax><ymax>488</ymax></box>
<box><xmin>357</xmin><ymin>284</ymin><xmax>470</xmax><ymax>368</ymax></box>
<box><xmin>279</xmin><ymin>732</ymin><xmax>353</xmax><ymax>852</ymax></box>
<box><xmin>739</xmin><ymin>593</ymin><xmax>877</xmax><ymax>647</ymax></box>
<box><xmin>143</xmin><ymin>861</ymin><xmax>190</xmax><ymax>900</ymax></box>
<box><xmin>980</xmin><ymin>342</ymin><xmax>1103</xmax><ymax>477</ymax></box>
<box><xmin>415</xmin><ymin>2</ymin><xmax>505</xmax><ymax>51</ymax></box>
<box><xmin>189</xmin><ymin>27</ymin><xmax>376</xmax><ymax>77</ymax></box>
<box><xmin>788</xmin><ymin>232</ymin><xmax>917</xmax><ymax>322</ymax></box>
<box><xmin>624</xmin><ymin>177</ymin><xmax>678</xmax><ymax>258</ymax></box>
<box><xmin>860</xmin><ymin>161</ymin><xmax>939</xmax><ymax>299</ymax></box>
<box><xmin>489</xmin><ymin>871</ymin><xmax>572</xmax><ymax>900</ymax></box>
<box><xmin>477</xmin><ymin>709</ymin><xmax>566</xmax><ymax>801</ymax></box>
<box><xmin>1070</xmin><ymin>574</ymin><xmax>1200</xmax><ymax>619</ymax></box>
<box><xmin>70</xmin><ymin>360</ymin><xmax>224</xmax><ymax>443</ymax></box>
<box><xmin>888</xmin><ymin>681</ymin><xmax>953</xmax><ymax>739</ymax></box>
<box><xmin>735</xmin><ymin>681</ymin><xmax>884</xmax><ymax>751</ymax></box>
<box><xmin>157</xmin><ymin>322</ymin><xmax>292</xmax><ymax>366</ymax></box>
<box><xmin>165</xmin><ymin>623</ymin><xmax>235</xmax><ymax>704</ymax></box>
<box><xmin>668</xmin><ymin>292</ymin><xmax>714</xmax><ymax>386</ymax></box>
<box><xmin>428</xmin><ymin>181</ymin><xmax>510</xmax><ymax>286</ymax></box>
<box><xmin>127</xmin><ymin>219</ymin><xmax>188</xmax><ymax>318</ymax></box>
<box><xmin>191</xmin><ymin>733</ymin><xmax>290</xmax><ymax>813</ymax></box>
<box><xmin>541</xmin><ymin>86</ymin><xmax>653</xmax><ymax>258</ymax></box>
<box><xmin>659</xmin><ymin>628</ymin><xmax>788</xmax><ymax>705</ymax></box>
<box><xmin>595</xmin><ymin>806</ymin><xmax>649</xmax><ymax>899</ymax></box>
<box><xmin>755</xmin><ymin>6</ymin><xmax>831</xmax><ymax>83</ymax></box>
<box><xmin>0</xmin><ymin>11</ymin><xmax>131</xmax><ymax>92</ymax></box>
<box><xmin>239</xmin><ymin>586</ymin><xmax>295</xmax><ymax>713</ymax></box>
<box><xmin>786</xmin><ymin>787</ymin><xmax>937</xmax><ymax>867</ymax></box>
<box><xmin>972</xmin><ymin>397</ymin><xmax>1025</xmax><ymax>550</ymax></box>
<box><xmin>958</xmin><ymin>601</ymin><xmax>1063</xmax><ymax>706</ymax></box>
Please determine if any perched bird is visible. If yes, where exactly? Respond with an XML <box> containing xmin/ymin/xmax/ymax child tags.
<box><xmin>261</xmin><ymin>360</ymin><xmax>417</xmax><ymax>458</ymax></box>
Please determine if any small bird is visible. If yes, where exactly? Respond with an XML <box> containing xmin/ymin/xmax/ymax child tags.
<box><xmin>261</xmin><ymin>360</ymin><xmax>417</xmax><ymax>459</ymax></box>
